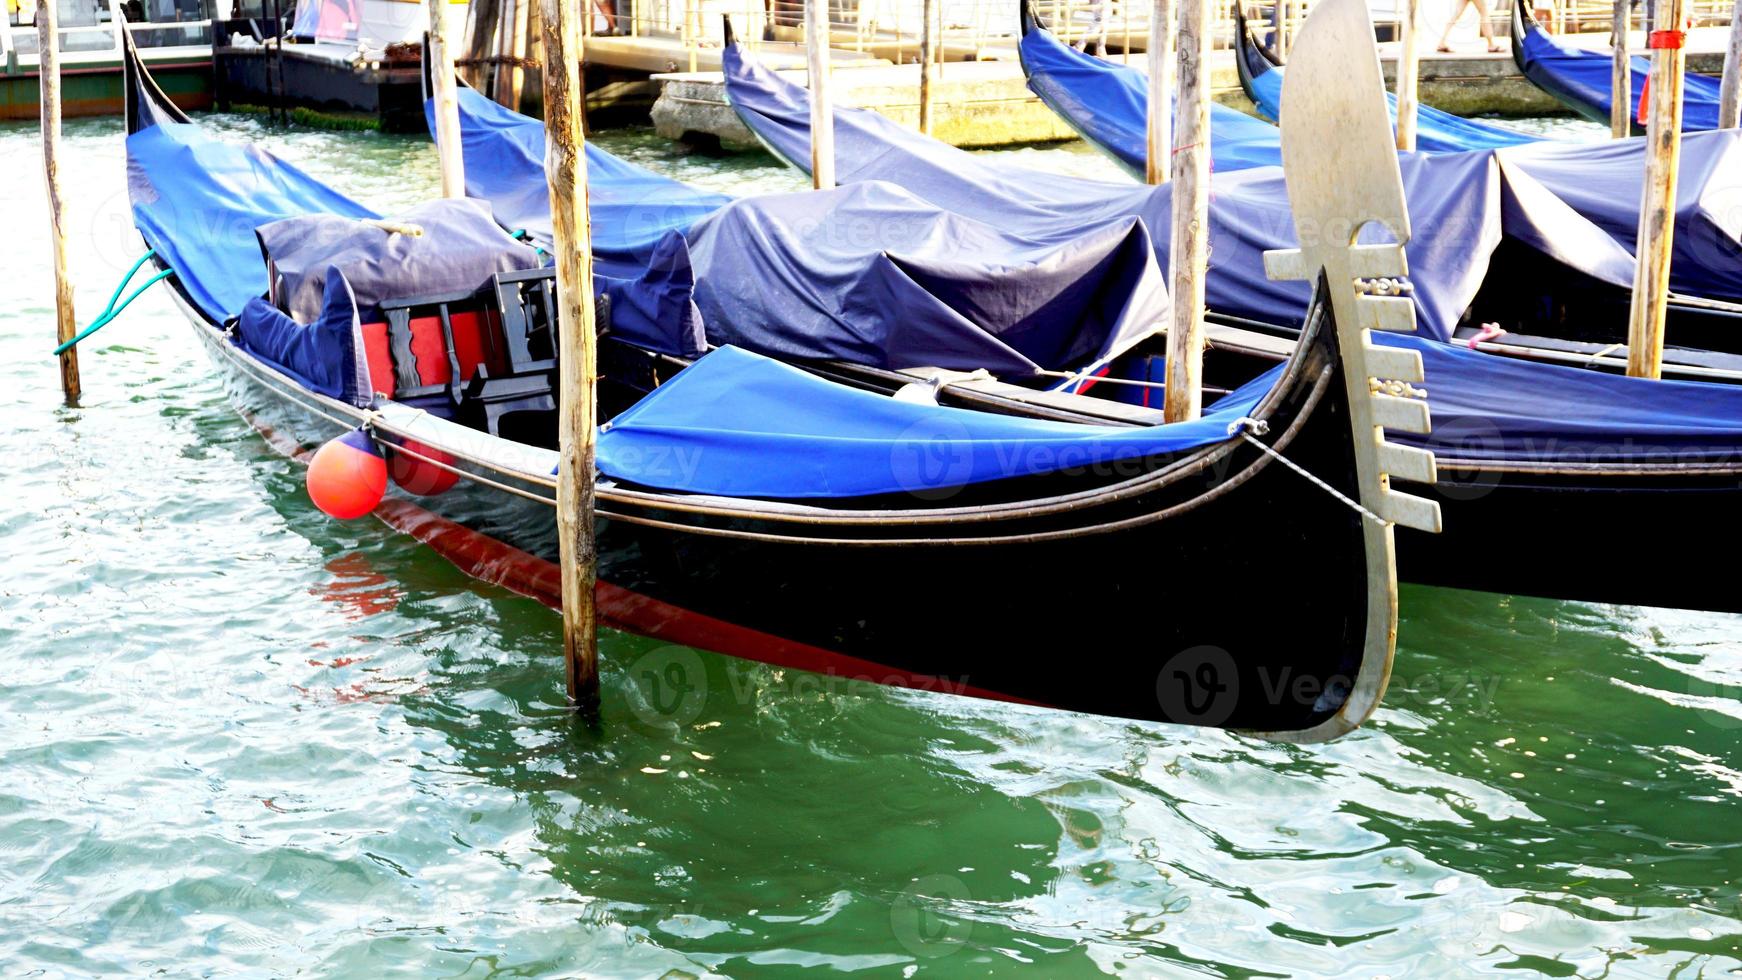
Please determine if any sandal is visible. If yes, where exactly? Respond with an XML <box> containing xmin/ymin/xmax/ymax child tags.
<box><xmin>1436</xmin><ymin>43</ymin><xmax>1453</xmax><ymax>52</ymax></box>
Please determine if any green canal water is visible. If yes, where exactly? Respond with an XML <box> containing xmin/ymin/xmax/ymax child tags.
<box><xmin>2</xmin><ymin>113</ymin><xmax>1739</xmax><ymax>977</ymax></box>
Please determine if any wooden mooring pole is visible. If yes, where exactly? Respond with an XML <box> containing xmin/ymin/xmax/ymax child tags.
<box><xmin>38</xmin><ymin>0</ymin><xmax>79</xmax><ymax>404</ymax></box>
<box><xmin>1144</xmin><ymin>0</ymin><xmax>1173</xmax><ymax>185</ymax></box>
<box><xmin>427</xmin><ymin>0</ymin><xmax>467</xmax><ymax>198</ymax></box>
<box><xmin>918</xmin><ymin>0</ymin><xmax>935</xmax><ymax>135</ymax></box>
<box><xmin>1612</xmin><ymin>0</ymin><xmax>1633</xmax><ymax>137</ymax></box>
<box><xmin>539</xmin><ymin>0</ymin><xmax>600</xmax><ymax>705</ymax></box>
<box><xmin>1164</xmin><ymin>0</ymin><xmax>1209</xmax><ymax>422</ymax></box>
<box><xmin>1394</xmin><ymin>0</ymin><xmax>1419</xmax><ymax>151</ymax></box>
<box><xmin>1720</xmin><ymin>0</ymin><xmax>1742</xmax><ymax>128</ymax></box>
<box><xmin>806</xmin><ymin>0</ymin><xmax>835</xmax><ymax>189</ymax></box>
<box><xmin>1626</xmin><ymin>0</ymin><xmax>1687</xmax><ymax>379</ymax></box>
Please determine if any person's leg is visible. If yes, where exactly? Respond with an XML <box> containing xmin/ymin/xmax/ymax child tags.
<box><xmin>1436</xmin><ymin>0</ymin><xmax>1475</xmax><ymax>50</ymax></box>
<box><xmin>1471</xmin><ymin>0</ymin><xmax>1502</xmax><ymax>50</ymax></box>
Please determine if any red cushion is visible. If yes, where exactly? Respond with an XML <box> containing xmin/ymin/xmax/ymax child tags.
<box><xmin>358</xmin><ymin>309</ymin><xmax>507</xmax><ymax>399</ymax></box>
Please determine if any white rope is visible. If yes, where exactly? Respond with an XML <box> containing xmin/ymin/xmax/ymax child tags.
<box><xmin>1227</xmin><ymin>417</ymin><xmax>1390</xmax><ymax>527</ymax></box>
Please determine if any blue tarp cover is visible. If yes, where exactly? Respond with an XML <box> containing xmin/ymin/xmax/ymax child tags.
<box><xmin>452</xmin><ymin>93</ymin><xmax>1170</xmax><ymax>376</ymax></box>
<box><xmin>727</xmin><ymin>40</ymin><xmax>1742</xmax><ymax>330</ymax></box>
<box><xmin>721</xmin><ymin>41</ymin><xmax>1742</xmax><ymax>465</ymax></box>
<box><xmin>1517</xmin><ymin>15</ymin><xmax>1723</xmax><ymax>131</ymax></box>
<box><xmin>597</xmin><ymin>345</ymin><xmax>1279</xmax><ymax>497</ymax></box>
<box><xmin>131</xmin><ymin>98</ymin><xmax>1263</xmax><ymax>498</ymax></box>
<box><xmin>436</xmin><ymin>89</ymin><xmax>731</xmax><ymax>279</ymax></box>
<box><xmin>128</xmin><ymin>120</ymin><xmax>379</xmax><ymax>323</ymax></box>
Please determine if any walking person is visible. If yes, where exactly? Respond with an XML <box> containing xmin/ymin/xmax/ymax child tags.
<box><xmin>1435</xmin><ymin>0</ymin><xmax>1504</xmax><ymax>52</ymax></box>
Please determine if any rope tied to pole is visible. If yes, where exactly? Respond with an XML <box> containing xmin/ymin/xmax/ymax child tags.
<box><xmin>50</xmin><ymin>249</ymin><xmax>172</xmax><ymax>357</ymax></box>
<box><xmin>1227</xmin><ymin>416</ymin><xmax>1391</xmax><ymax>527</ymax></box>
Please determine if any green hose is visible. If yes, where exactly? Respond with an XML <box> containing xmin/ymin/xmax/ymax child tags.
<box><xmin>51</xmin><ymin>250</ymin><xmax>172</xmax><ymax>357</ymax></box>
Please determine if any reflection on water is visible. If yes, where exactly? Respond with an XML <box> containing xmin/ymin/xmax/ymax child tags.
<box><xmin>0</xmin><ymin>112</ymin><xmax>1737</xmax><ymax>975</ymax></box>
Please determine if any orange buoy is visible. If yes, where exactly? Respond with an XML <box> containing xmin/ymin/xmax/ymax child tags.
<box><xmin>307</xmin><ymin>428</ymin><xmax>387</xmax><ymax>519</ymax></box>
<box><xmin>389</xmin><ymin>439</ymin><xmax>460</xmax><ymax>496</ymax></box>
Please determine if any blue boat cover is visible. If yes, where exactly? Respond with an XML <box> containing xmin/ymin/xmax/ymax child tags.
<box><xmin>450</xmin><ymin>93</ymin><xmax>1169</xmax><ymax>376</ymax></box>
<box><xmin>127</xmin><ymin>120</ymin><xmax>379</xmax><ymax>323</ymax></box>
<box><xmin>1231</xmin><ymin>37</ymin><xmax>1540</xmax><ymax>152</ymax></box>
<box><xmin>131</xmin><ymin>93</ymin><xmax>1269</xmax><ymax>497</ymax></box>
<box><xmin>435</xmin><ymin>89</ymin><xmax>731</xmax><ymax>279</ymax></box>
<box><xmin>726</xmin><ymin>40</ymin><xmax>1742</xmax><ymax>331</ymax></box>
<box><xmin>234</xmin><ymin>269</ymin><xmax>373</xmax><ymax>405</ymax></box>
<box><xmin>1016</xmin><ymin>19</ymin><xmax>1287</xmax><ymax>176</ymax></box>
<box><xmin>1516</xmin><ymin>14</ymin><xmax>1722</xmax><ymax>131</ymax></box>
<box><xmin>1387</xmin><ymin>331</ymin><xmax>1742</xmax><ymax>460</ymax></box>
<box><xmin>597</xmin><ymin>345</ymin><xmax>1279</xmax><ymax>497</ymax></box>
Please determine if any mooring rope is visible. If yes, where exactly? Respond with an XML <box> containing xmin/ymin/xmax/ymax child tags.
<box><xmin>1228</xmin><ymin>417</ymin><xmax>1389</xmax><ymax>526</ymax></box>
<box><xmin>50</xmin><ymin>249</ymin><xmax>173</xmax><ymax>356</ymax></box>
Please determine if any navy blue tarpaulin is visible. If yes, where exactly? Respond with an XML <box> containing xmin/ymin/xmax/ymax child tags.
<box><xmin>447</xmin><ymin>92</ymin><xmax>1171</xmax><ymax>376</ymax></box>
<box><xmin>725</xmin><ymin>40</ymin><xmax>1742</xmax><ymax>328</ymax></box>
<box><xmin>1516</xmin><ymin>11</ymin><xmax>1723</xmax><ymax>130</ymax></box>
<box><xmin>129</xmin><ymin>87</ymin><xmax>1276</xmax><ymax>498</ymax></box>
<box><xmin>716</xmin><ymin>41</ymin><xmax>1742</xmax><ymax>466</ymax></box>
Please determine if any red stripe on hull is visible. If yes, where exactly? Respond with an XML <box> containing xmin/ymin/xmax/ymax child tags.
<box><xmin>232</xmin><ymin>400</ymin><xmax>1038</xmax><ymax>707</ymax></box>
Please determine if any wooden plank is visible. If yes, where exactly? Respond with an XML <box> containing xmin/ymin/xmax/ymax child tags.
<box><xmin>38</xmin><ymin>0</ymin><xmax>78</xmax><ymax>403</ymax></box>
<box><xmin>1627</xmin><ymin>0</ymin><xmax>1688</xmax><ymax>379</ymax></box>
<box><xmin>539</xmin><ymin>0</ymin><xmax>600</xmax><ymax>706</ymax></box>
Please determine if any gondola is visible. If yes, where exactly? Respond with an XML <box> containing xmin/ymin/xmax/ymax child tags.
<box><xmin>1011</xmin><ymin>7</ymin><xmax>1742</xmax><ymax>373</ymax></box>
<box><xmin>1228</xmin><ymin>2</ymin><xmax>1540</xmax><ymax>152</ymax></box>
<box><xmin>706</xmin><ymin>26</ymin><xmax>1742</xmax><ymax>614</ymax></box>
<box><xmin>1510</xmin><ymin>1</ymin><xmax>1724</xmax><ymax>133</ymax></box>
<box><xmin>119</xmin><ymin>30</ymin><xmax>1441</xmax><ymax>741</ymax></box>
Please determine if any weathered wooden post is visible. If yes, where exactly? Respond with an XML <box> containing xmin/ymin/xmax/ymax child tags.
<box><xmin>1164</xmin><ymin>0</ymin><xmax>1209</xmax><ymax>422</ymax></box>
<box><xmin>918</xmin><ymin>0</ymin><xmax>935</xmax><ymax>134</ymax></box>
<box><xmin>1720</xmin><ymin>0</ymin><xmax>1742</xmax><ymax>128</ymax></box>
<box><xmin>1144</xmin><ymin>0</ymin><xmax>1173</xmax><ymax>185</ymax></box>
<box><xmin>37</xmin><ymin>0</ymin><xmax>79</xmax><ymax>403</ymax></box>
<box><xmin>1395</xmin><ymin>0</ymin><xmax>1419</xmax><ymax>150</ymax></box>
<box><xmin>1612</xmin><ymin>0</ymin><xmax>1633</xmax><ymax>137</ymax></box>
<box><xmin>1626</xmin><ymin>0</ymin><xmax>1687</xmax><ymax>379</ymax></box>
<box><xmin>539</xmin><ymin>0</ymin><xmax>601</xmax><ymax>705</ymax></box>
<box><xmin>806</xmin><ymin>0</ymin><xmax>835</xmax><ymax>189</ymax></box>
<box><xmin>426</xmin><ymin>0</ymin><xmax>467</xmax><ymax>198</ymax></box>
